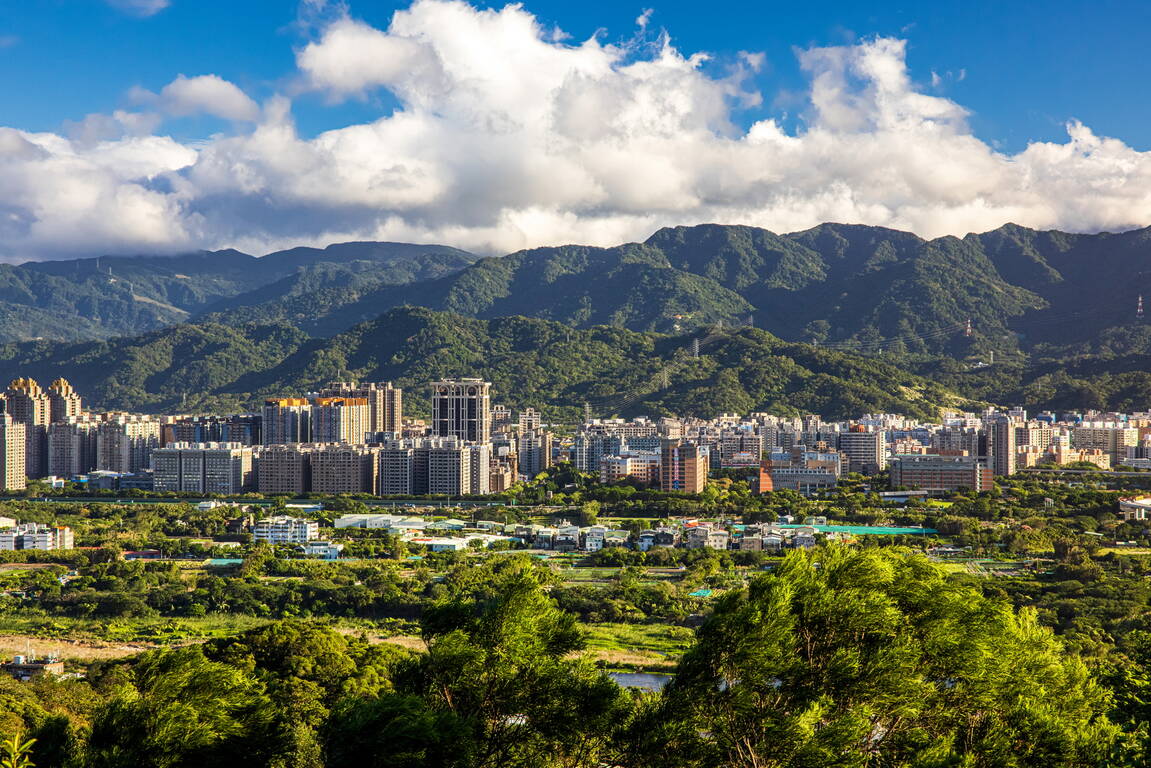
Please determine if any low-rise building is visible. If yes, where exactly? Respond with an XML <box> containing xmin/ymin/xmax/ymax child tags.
<box><xmin>0</xmin><ymin>523</ymin><xmax>74</xmax><ymax>550</ymax></box>
<box><xmin>889</xmin><ymin>454</ymin><xmax>993</xmax><ymax>492</ymax></box>
<box><xmin>253</xmin><ymin>516</ymin><xmax>318</xmax><ymax>545</ymax></box>
<box><xmin>299</xmin><ymin>541</ymin><xmax>344</xmax><ymax>560</ymax></box>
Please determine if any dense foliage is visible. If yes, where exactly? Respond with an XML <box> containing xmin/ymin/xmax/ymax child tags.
<box><xmin>2</xmin><ymin>549</ymin><xmax>1146</xmax><ymax>767</ymax></box>
<box><xmin>0</xmin><ymin>242</ymin><xmax>476</xmax><ymax>343</ymax></box>
<box><xmin>0</xmin><ymin>306</ymin><xmax>977</xmax><ymax>419</ymax></box>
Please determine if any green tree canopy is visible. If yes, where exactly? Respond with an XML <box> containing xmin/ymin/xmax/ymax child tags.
<box><xmin>644</xmin><ymin>546</ymin><xmax>1128</xmax><ymax>767</ymax></box>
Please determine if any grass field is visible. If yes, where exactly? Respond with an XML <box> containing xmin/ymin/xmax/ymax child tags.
<box><xmin>582</xmin><ymin>622</ymin><xmax>696</xmax><ymax>671</ymax></box>
<box><xmin>0</xmin><ymin>612</ymin><xmax>272</xmax><ymax>648</ymax></box>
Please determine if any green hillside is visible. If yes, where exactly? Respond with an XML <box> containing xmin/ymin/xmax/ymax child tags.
<box><xmin>0</xmin><ymin>241</ymin><xmax>478</xmax><ymax>342</ymax></box>
<box><xmin>196</xmin><ymin>222</ymin><xmax>1086</xmax><ymax>354</ymax></box>
<box><xmin>0</xmin><ymin>307</ymin><xmax>979</xmax><ymax>420</ymax></box>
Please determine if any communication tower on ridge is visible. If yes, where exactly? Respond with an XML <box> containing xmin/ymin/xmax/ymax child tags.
<box><xmin>964</xmin><ymin>318</ymin><xmax>973</xmax><ymax>337</ymax></box>
<box><xmin>1138</xmin><ymin>295</ymin><xmax>1144</xmax><ymax>319</ymax></box>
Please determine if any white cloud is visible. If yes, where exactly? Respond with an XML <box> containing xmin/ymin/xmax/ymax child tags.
<box><xmin>106</xmin><ymin>0</ymin><xmax>170</xmax><ymax>17</ymax></box>
<box><xmin>155</xmin><ymin>75</ymin><xmax>261</xmax><ymax>121</ymax></box>
<box><xmin>4</xmin><ymin>0</ymin><xmax>1151</xmax><ymax>261</ymax></box>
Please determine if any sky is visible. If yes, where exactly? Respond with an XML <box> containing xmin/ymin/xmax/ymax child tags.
<box><xmin>1</xmin><ymin>0</ymin><xmax>1151</xmax><ymax>259</ymax></box>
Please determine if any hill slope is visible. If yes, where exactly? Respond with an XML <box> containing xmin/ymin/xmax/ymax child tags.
<box><xmin>0</xmin><ymin>307</ymin><xmax>978</xmax><ymax>420</ymax></box>
<box><xmin>201</xmin><ymin>222</ymin><xmax>1105</xmax><ymax>353</ymax></box>
<box><xmin>0</xmin><ymin>241</ymin><xmax>478</xmax><ymax>342</ymax></box>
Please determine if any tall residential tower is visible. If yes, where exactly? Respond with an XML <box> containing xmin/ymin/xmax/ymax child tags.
<box><xmin>431</xmin><ymin>379</ymin><xmax>491</xmax><ymax>444</ymax></box>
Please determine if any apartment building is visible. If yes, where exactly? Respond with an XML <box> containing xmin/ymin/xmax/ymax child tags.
<box><xmin>310</xmin><ymin>444</ymin><xmax>378</xmax><ymax>494</ymax></box>
<box><xmin>431</xmin><ymin>378</ymin><xmax>492</xmax><ymax>444</ymax></box>
<box><xmin>660</xmin><ymin>439</ymin><xmax>709</xmax><ymax>492</ymax></box>
<box><xmin>0</xmin><ymin>415</ymin><xmax>25</xmax><ymax>491</ymax></box>
<box><xmin>151</xmin><ymin>442</ymin><xmax>254</xmax><ymax>494</ymax></box>
<box><xmin>47</xmin><ymin>378</ymin><xmax>83</xmax><ymax>423</ymax></box>
<box><xmin>96</xmin><ymin>415</ymin><xmax>161</xmax><ymax>474</ymax></box>
<box><xmin>837</xmin><ymin>426</ymin><xmax>887</xmax><ymax>474</ymax></box>
<box><xmin>48</xmin><ymin>417</ymin><xmax>100</xmax><ymax>477</ymax></box>
<box><xmin>256</xmin><ymin>444</ymin><xmax>314</xmax><ymax>494</ymax></box>
<box><xmin>320</xmin><ymin>381</ymin><xmax>402</xmax><ymax>434</ymax></box>
<box><xmin>599</xmin><ymin>452</ymin><xmax>661</xmax><ymax>485</ymax></box>
<box><xmin>1073</xmin><ymin>425</ymin><xmax>1139</xmax><ymax>464</ymax></box>
<box><xmin>0</xmin><ymin>523</ymin><xmax>73</xmax><ymax>550</ymax></box>
<box><xmin>517</xmin><ymin>429</ymin><xmax>552</xmax><ymax>479</ymax></box>
<box><xmin>4</xmin><ymin>377</ymin><xmax>50</xmax><ymax>478</ymax></box>
<box><xmin>311</xmin><ymin>397</ymin><xmax>370</xmax><ymax>444</ymax></box>
<box><xmin>262</xmin><ymin>398</ymin><xmax>313</xmax><ymax>445</ymax></box>
<box><xmin>253</xmin><ymin>516</ymin><xmax>319</xmax><ymax>544</ymax></box>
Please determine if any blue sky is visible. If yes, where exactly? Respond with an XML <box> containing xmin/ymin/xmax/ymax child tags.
<box><xmin>2</xmin><ymin>0</ymin><xmax>1151</xmax><ymax>259</ymax></box>
<box><xmin>4</xmin><ymin>0</ymin><xmax>1149</xmax><ymax>151</ymax></box>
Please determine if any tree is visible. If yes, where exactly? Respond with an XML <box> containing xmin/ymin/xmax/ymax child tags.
<box><xmin>639</xmin><ymin>546</ymin><xmax>1131</xmax><ymax>768</ymax></box>
<box><xmin>379</xmin><ymin>565</ymin><xmax>630</xmax><ymax>768</ymax></box>
<box><xmin>0</xmin><ymin>731</ymin><xmax>36</xmax><ymax>768</ymax></box>
<box><xmin>86</xmin><ymin>647</ymin><xmax>276</xmax><ymax>768</ymax></box>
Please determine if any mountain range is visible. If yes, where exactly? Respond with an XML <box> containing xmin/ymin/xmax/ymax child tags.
<box><xmin>3</xmin><ymin>221</ymin><xmax>1151</xmax><ymax>417</ymax></box>
<box><xmin>0</xmin><ymin>306</ymin><xmax>976</xmax><ymax>420</ymax></box>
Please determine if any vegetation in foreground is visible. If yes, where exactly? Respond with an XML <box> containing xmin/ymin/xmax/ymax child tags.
<box><xmin>1</xmin><ymin>547</ymin><xmax>1146</xmax><ymax>768</ymax></box>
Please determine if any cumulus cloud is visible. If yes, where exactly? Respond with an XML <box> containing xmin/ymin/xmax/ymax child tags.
<box><xmin>106</xmin><ymin>0</ymin><xmax>170</xmax><ymax>17</ymax></box>
<box><xmin>152</xmin><ymin>74</ymin><xmax>261</xmax><ymax>121</ymax></box>
<box><xmin>4</xmin><ymin>0</ymin><xmax>1151</xmax><ymax>260</ymax></box>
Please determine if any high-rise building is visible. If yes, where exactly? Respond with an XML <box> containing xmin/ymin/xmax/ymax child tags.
<box><xmin>165</xmin><ymin>415</ymin><xmax>261</xmax><ymax>446</ymax></box>
<box><xmin>47</xmin><ymin>378</ymin><xmax>82</xmax><ymax>423</ymax></box>
<box><xmin>492</xmin><ymin>405</ymin><xmax>513</xmax><ymax>433</ymax></box>
<box><xmin>518</xmin><ymin>407</ymin><xmax>541</xmax><ymax>433</ymax></box>
<box><xmin>837</xmin><ymin>426</ymin><xmax>887</xmax><ymax>475</ymax></box>
<box><xmin>378</xmin><ymin>445</ymin><xmax>415</xmax><ymax>495</ymax></box>
<box><xmin>151</xmin><ymin>442</ymin><xmax>254</xmax><ymax>494</ymax></box>
<box><xmin>517</xmin><ymin>429</ymin><xmax>552</xmax><ymax>479</ymax></box>
<box><xmin>989</xmin><ymin>417</ymin><xmax>1016</xmax><ymax>477</ymax></box>
<box><xmin>1072</xmin><ymin>426</ymin><xmax>1139</xmax><ymax>464</ymax></box>
<box><xmin>311</xmin><ymin>397</ymin><xmax>370</xmax><ymax>444</ymax></box>
<box><xmin>376</xmin><ymin>437</ymin><xmax>489</xmax><ymax>495</ymax></box>
<box><xmin>4</xmin><ymin>378</ymin><xmax>50</xmax><ymax>479</ymax></box>
<box><xmin>256</xmin><ymin>444</ymin><xmax>314</xmax><ymax>494</ymax></box>
<box><xmin>48</xmin><ymin>417</ymin><xmax>100</xmax><ymax>477</ymax></box>
<box><xmin>310</xmin><ymin>444</ymin><xmax>378</xmax><ymax>494</ymax></box>
<box><xmin>96</xmin><ymin>415</ymin><xmax>161</xmax><ymax>473</ymax></box>
<box><xmin>432</xmin><ymin>379</ymin><xmax>491</xmax><ymax>444</ymax></box>
<box><xmin>320</xmin><ymin>382</ymin><xmax>402</xmax><ymax>434</ymax></box>
<box><xmin>660</xmin><ymin>439</ymin><xmax>709</xmax><ymax>493</ymax></box>
<box><xmin>262</xmin><ymin>398</ymin><xmax>313</xmax><ymax>445</ymax></box>
<box><xmin>427</xmin><ymin>441</ymin><xmax>475</xmax><ymax>495</ymax></box>
<box><xmin>468</xmin><ymin>443</ymin><xmax>491</xmax><ymax>495</ymax></box>
<box><xmin>0</xmin><ymin>415</ymin><xmax>26</xmax><ymax>491</ymax></box>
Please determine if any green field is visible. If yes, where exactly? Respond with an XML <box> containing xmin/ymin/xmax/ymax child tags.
<box><xmin>582</xmin><ymin>622</ymin><xmax>696</xmax><ymax>671</ymax></box>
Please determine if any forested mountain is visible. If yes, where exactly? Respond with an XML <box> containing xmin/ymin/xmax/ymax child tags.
<box><xmin>0</xmin><ymin>241</ymin><xmax>478</xmax><ymax>342</ymax></box>
<box><xmin>5</xmin><ymin>222</ymin><xmax>1151</xmax><ymax>357</ymax></box>
<box><xmin>189</xmin><ymin>222</ymin><xmax>1151</xmax><ymax>357</ymax></box>
<box><xmin>5</xmin><ymin>222</ymin><xmax>1151</xmax><ymax>414</ymax></box>
<box><xmin>0</xmin><ymin>306</ymin><xmax>976</xmax><ymax>420</ymax></box>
